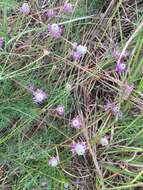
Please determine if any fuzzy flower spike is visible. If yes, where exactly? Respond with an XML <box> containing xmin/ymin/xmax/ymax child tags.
<box><xmin>71</xmin><ymin>141</ymin><xmax>87</xmax><ymax>156</ymax></box>
<box><xmin>48</xmin><ymin>24</ymin><xmax>62</xmax><ymax>39</ymax></box>
<box><xmin>32</xmin><ymin>88</ymin><xmax>48</xmax><ymax>104</ymax></box>
<box><xmin>63</xmin><ymin>2</ymin><xmax>74</xmax><ymax>14</ymax></box>
<box><xmin>48</xmin><ymin>156</ymin><xmax>59</xmax><ymax>167</ymax></box>
<box><xmin>19</xmin><ymin>3</ymin><xmax>30</xmax><ymax>14</ymax></box>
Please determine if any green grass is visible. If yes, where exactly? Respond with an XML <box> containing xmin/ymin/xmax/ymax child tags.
<box><xmin>0</xmin><ymin>0</ymin><xmax>143</xmax><ymax>189</ymax></box>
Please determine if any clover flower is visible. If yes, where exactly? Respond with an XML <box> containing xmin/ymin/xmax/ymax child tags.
<box><xmin>46</xmin><ymin>9</ymin><xmax>56</xmax><ymax>19</ymax></box>
<box><xmin>115</xmin><ymin>62</ymin><xmax>126</xmax><ymax>73</ymax></box>
<box><xmin>32</xmin><ymin>89</ymin><xmax>48</xmax><ymax>104</ymax></box>
<box><xmin>63</xmin><ymin>3</ymin><xmax>73</xmax><ymax>14</ymax></box>
<box><xmin>122</xmin><ymin>82</ymin><xmax>134</xmax><ymax>100</ymax></box>
<box><xmin>71</xmin><ymin>116</ymin><xmax>81</xmax><ymax>129</ymax></box>
<box><xmin>71</xmin><ymin>44</ymin><xmax>87</xmax><ymax>61</ymax></box>
<box><xmin>71</xmin><ymin>142</ymin><xmax>87</xmax><ymax>156</ymax></box>
<box><xmin>104</xmin><ymin>101</ymin><xmax>122</xmax><ymax>118</ymax></box>
<box><xmin>100</xmin><ymin>136</ymin><xmax>109</xmax><ymax>146</ymax></box>
<box><xmin>0</xmin><ymin>37</ymin><xmax>4</xmax><ymax>48</ymax></box>
<box><xmin>56</xmin><ymin>105</ymin><xmax>65</xmax><ymax>116</ymax></box>
<box><xmin>48</xmin><ymin>24</ymin><xmax>62</xmax><ymax>38</ymax></box>
<box><xmin>19</xmin><ymin>3</ymin><xmax>30</xmax><ymax>14</ymax></box>
<box><xmin>48</xmin><ymin>156</ymin><xmax>59</xmax><ymax>167</ymax></box>
<box><xmin>71</xmin><ymin>51</ymin><xmax>82</xmax><ymax>61</ymax></box>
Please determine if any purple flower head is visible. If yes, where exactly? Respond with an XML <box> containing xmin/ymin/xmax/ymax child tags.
<box><xmin>122</xmin><ymin>82</ymin><xmax>134</xmax><ymax>100</ymax></box>
<box><xmin>71</xmin><ymin>141</ymin><xmax>87</xmax><ymax>155</ymax></box>
<box><xmin>112</xmin><ymin>105</ymin><xmax>123</xmax><ymax>118</ymax></box>
<box><xmin>105</xmin><ymin>101</ymin><xmax>122</xmax><ymax>118</ymax></box>
<box><xmin>71</xmin><ymin>116</ymin><xmax>82</xmax><ymax>129</ymax></box>
<box><xmin>115</xmin><ymin>62</ymin><xmax>126</xmax><ymax>73</ymax></box>
<box><xmin>71</xmin><ymin>50</ymin><xmax>82</xmax><ymax>61</ymax></box>
<box><xmin>56</xmin><ymin>105</ymin><xmax>65</xmax><ymax>116</ymax></box>
<box><xmin>63</xmin><ymin>3</ymin><xmax>73</xmax><ymax>14</ymax></box>
<box><xmin>19</xmin><ymin>3</ymin><xmax>30</xmax><ymax>14</ymax></box>
<box><xmin>48</xmin><ymin>24</ymin><xmax>62</xmax><ymax>39</ymax></box>
<box><xmin>32</xmin><ymin>89</ymin><xmax>48</xmax><ymax>104</ymax></box>
<box><xmin>46</xmin><ymin>9</ymin><xmax>56</xmax><ymax>19</ymax></box>
<box><xmin>48</xmin><ymin>156</ymin><xmax>59</xmax><ymax>167</ymax></box>
<box><xmin>71</xmin><ymin>44</ymin><xmax>87</xmax><ymax>61</ymax></box>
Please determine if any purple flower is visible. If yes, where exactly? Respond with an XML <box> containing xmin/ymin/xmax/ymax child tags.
<box><xmin>32</xmin><ymin>89</ymin><xmax>48</xmax><ymax>104</ymax></box>
<box><xmin>122</xmin><ymin>82</ymin><xmax>134</xmax><ymax>100</ymax></box>
<box><xmin>71</xmin><ymin>116</ymin><xmax>81</xmax><ymax>129</ymax></box>
<box><xmin>48</xmin><ymin>156</ymin><xmax>59</xmax><ymax>167</ymax></box>
<box><xmin>19</xmin><ymin>3</ymin><xmax>30</xmax><ymax>14</ymax></box>
<box><xmin>63</xmin><ymin>3</ymin><xmax>73</xmax><ymax>14</ymax></box>
<box><xmin>48</xmin><ymin>24</ymin><xmax>62</xmax><ymax>39</ymax></box>
<box><xmin>71</xmin><ymin>142</ymin><xmax>87</xmax><ymax>155</ymax></box>
<box><xmin>56</xmin><ymin>105</ymin><xmax>65</xmax><ymax>116</ymax></box>
<box><xmin>104</xmin><ymin>101</ymin><xmax>122</xmax><ymax>118</ymax></box>
<box><xmin>71</xmin><ymin>44</ymin><xmax>87</xmax><ymax>61</ymax></box>
<box><xmin>46</xmin><ymin>9</ymin><xmax>56</xmax><ymax>19</ymax></box>
<box><xmin>71</xmin><ymin>51</ymin><xmax>82</xmax><ymax>61</ymax></box>
<box><xmin>0</xmin><ymin>37</ymin><xmax>4</xmax><ymax>48</ymax></box>
<box><xmin>115</xmin><ymin>62</ymin><xmax>126</xmax><ymax>73</ymax></box>
<box><xmin>112</xmin><ymin>106</ymin><xmax>123</xmax><ymax>118</ymax></box>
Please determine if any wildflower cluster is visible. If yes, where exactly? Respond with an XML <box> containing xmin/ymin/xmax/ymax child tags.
<box><xmin>1</xmin><ymin>1</ymin><xmax>135</xmax><ymax>175</ymax></box>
